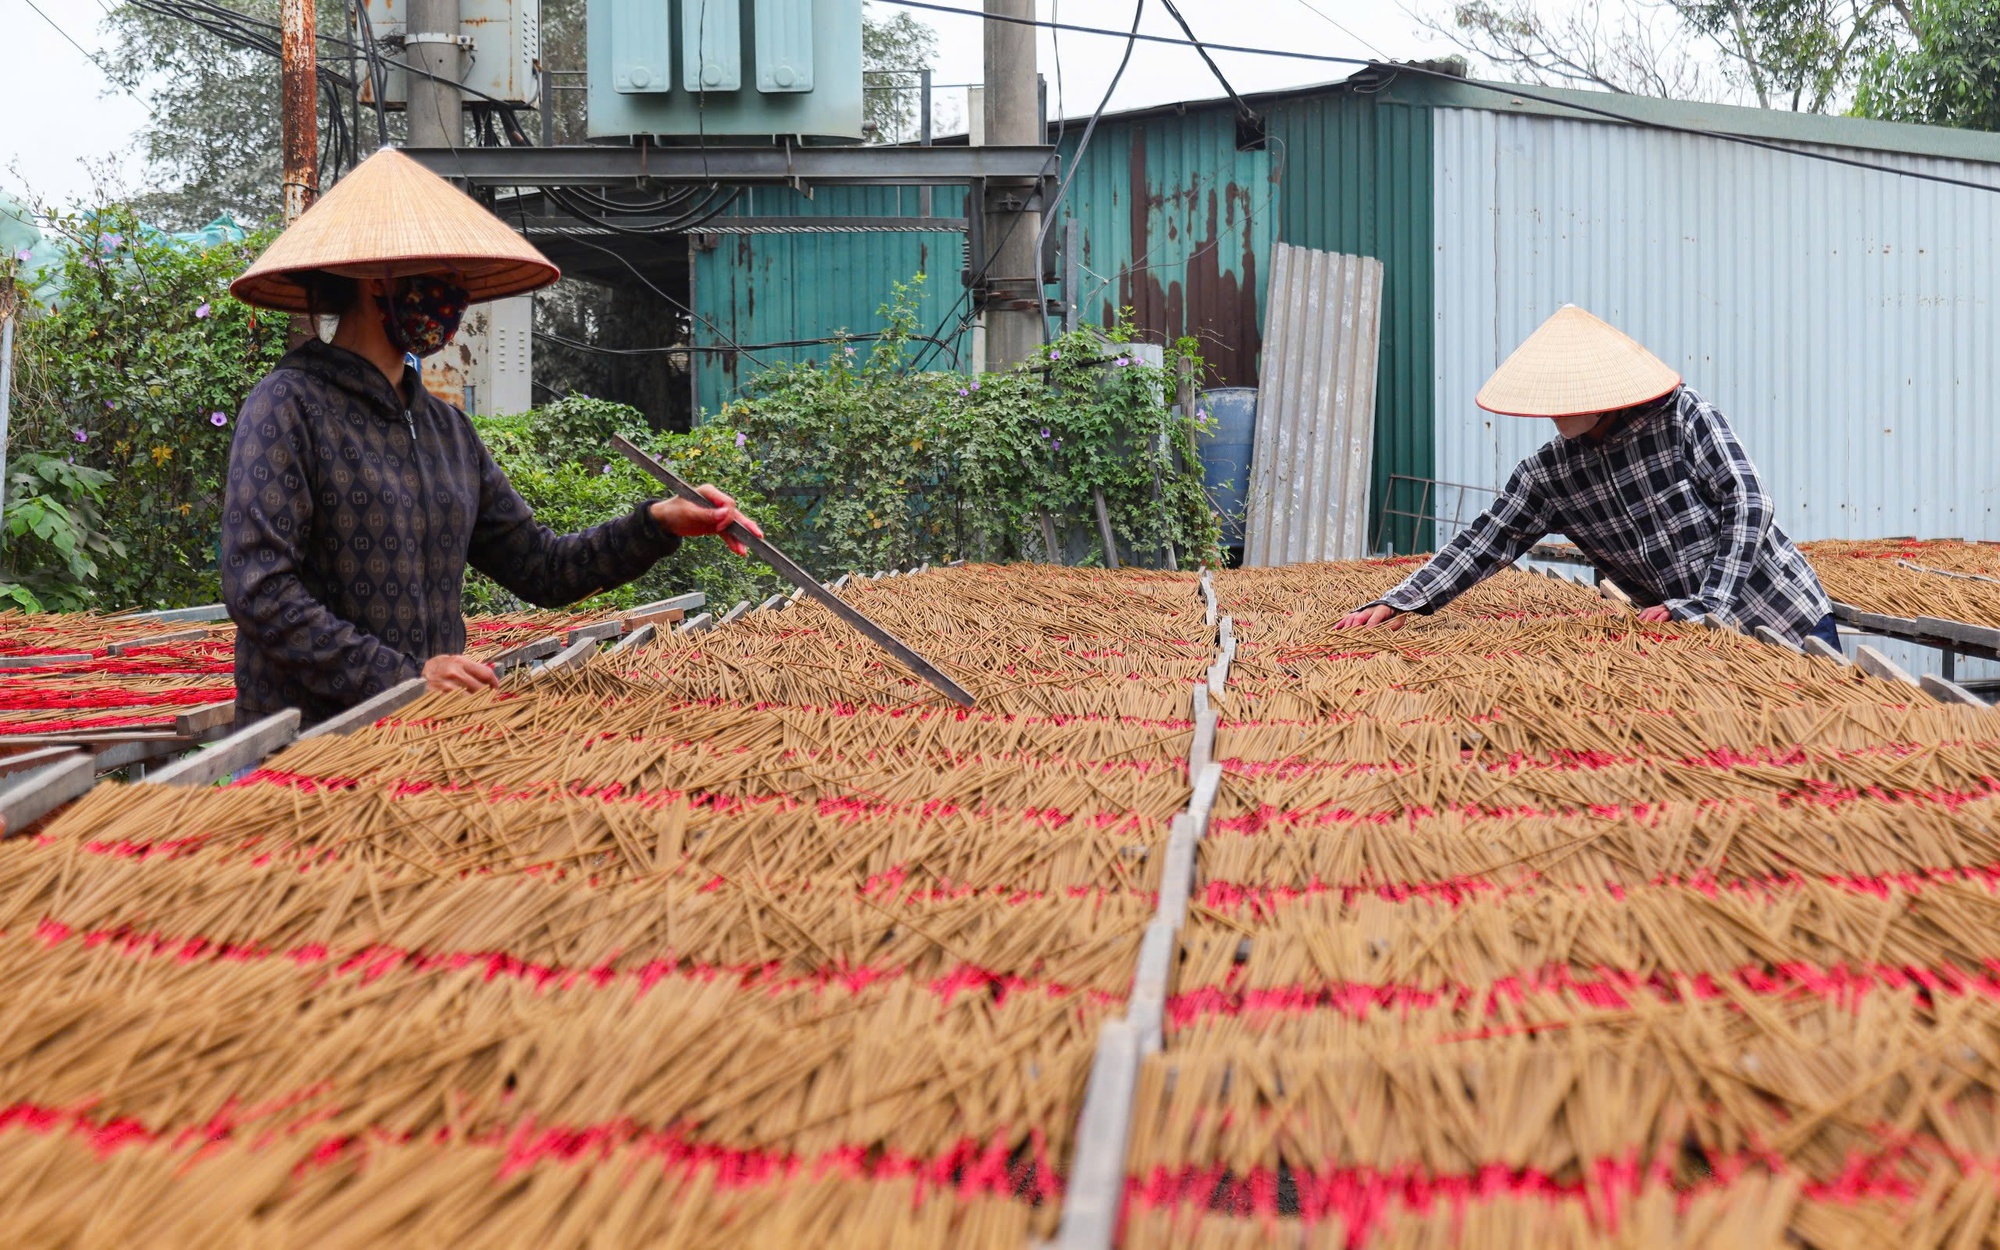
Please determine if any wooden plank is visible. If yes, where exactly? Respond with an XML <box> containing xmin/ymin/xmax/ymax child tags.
<box><xmin>1093</xmin><ymin>487</ymin><xmax>1120</xmax><ymax>569</ymax></box>
<box><xmin>90</xmin><ymin>738</ymin><xmax>197</xmax><ymax>774</ymax></box>
<box><xmin>757</xmin><ymin>594</ymin><xmax>787</xmax><ymax>613</ymax></box>
<box><xmin>618</xmin><ymin>606</ymin><xmax>686</xmax><ymax>630</ymax></box>
<box><xmin>622</xmin><ymin>592</ymin><xmax>705</xmax><ymax>617</ymax></box>
<box><xmin>0</xmin><ymin>747</ymin><xmax>81</xmax><ymax>779</ymax></box>
<box><xmin>140</xmin><ymin>710</ymin><xmax>301</xmax><ymax>788</ymax></box>
<box><xmin>1855</xmin><ymin>644</ymin><xmax>1920</xmax><ymax>688</ymax></box>
<box><xmin>1701</xmin><ymin>613</ymin><xmax>1738</xmax><ymax>633</ymax></box>
<box><xmin>1802</xmin><ymin>636</ymin><xmax>1850</xmax><ymax>665</ymax></box>
<box><xmin>0</xmin><ymin>755</ymin><xmax>99</xmax><ymax>833</ymax></box>
<box><xmin>677</xmin><ymin>612</ymin><xmax>714</xmax><ymax>634</ymax></box>
<box><xmin>1053</xmin><ymin>1019</ymin><xmax>1139</xmax><ymax>1250</ymax></box>
<box><xmin>0</xmin><ymin>653</ymin><xmax>90</xmax><ymax>670</ymax></box>
<box><xmin>1754</xmin><ymin>625</ymin><xmax>1803</xmax><ymax>654</ymax></box>
<box><xmin>1914</xmin><ymin>615</ymin><xmax>2000</xmax><ymax>650</ymax></box>
<box><xmin>174</xmin><ymin>700</ymin><xmax>237</xmax><ymax>736</ymax></box>
<box><xmin>720</xmin><ymin>600</ymin><xmax>752</xmax><ymax>624</ymax></box>
<box><xmin>487</xmin><ymin>636</ymin><xmax>562</xmax><ymax>675</ymax></box>
<box><xmin>105</xmin><ymin>628</ymin><xmax>212</xmax><ymax>656</ymax></box>
<box><xmin>1599</xmin><ymin>578</ymin><xmax>1633</xmax><ymax>606</ymax></box>
<box><xmin>297</xmin><ymin>679</ymin><xmax>429</xmax><ymax>740</ymax></box>
<box><xmin>537</xmin><ymin>634</ymin><xmax>601</xmax><ymax>674</ymax></box>
<box><xmin>563</xmin><ymin>618</ymin><xmax>625</xmax><ymax>646</ymax></box>
<box><xmin>0</xmin><ymin>730</ymin><xmax>183</xmax><ymax>746</ymax></box>
<box><xmin>607</xmin><ymin>623</ymin><xmax>657</xmax><ymax>655</ymax></box>
<box><xmin>109</xmin><ymin>602</ymin><xmax>231</xmax><ymax>624</ymax></box>
<box><xmin>1921</xmin><ymin>673</ymin><xmax>1988</xmax><ymax>707</ymax></box>
<box><xmin>1188</xmin><ymin>709</ymin><xmax>1218</xmax><ymax>784</ymax></box>
<box><xmin>828</xmin><ymin>574</ymin><xmax>849</xmax><ymax>591</ymax></box>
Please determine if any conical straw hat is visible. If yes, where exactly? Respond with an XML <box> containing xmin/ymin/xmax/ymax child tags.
<box><xmin>230</xmin><ymin>148</ymin><xmax>558</xmax><ymax>313</ymax></box>
<box><xmin>1474</xmin><ymin>305</ymin><xmax>1680</xmax><ymax>417</ymax></box>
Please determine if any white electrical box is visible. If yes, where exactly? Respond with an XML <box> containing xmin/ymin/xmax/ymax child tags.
<box><xmin>423</xmin><ymin>297</ymin><xmax>534</xmax><ymax>417</ymax></box>
<box><xmin>358</xmin><ymin>0</ymin><xmax>542</xmax><ymax>109</ymax></box>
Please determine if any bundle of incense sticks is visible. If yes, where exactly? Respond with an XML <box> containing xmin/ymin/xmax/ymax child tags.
<box><xmin>4</xmin><ymin>564</ymin><xmax>1213</xmax><ymax>1242</ymax></box>
<box><xmin>1805</xmin><ymin>537</ymin><xmax>2000</xmax><ymax>628</ymax></box>
<box><xmin>0</xmin><ymin>610</ymin><xmax>611</xmax><ymax>737</ymax></box>
<box><xmin>1118</xmin><ymin>561</ymin><xmax>2000</xmax><ymax>1247</ymax></box>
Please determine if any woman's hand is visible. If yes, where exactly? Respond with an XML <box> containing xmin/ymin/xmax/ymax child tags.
<box><xmin>423</xmin><ymin>654</ymin><xmax>498</xmax><ymax>692</ymax></box>
<box><xmin>1334</xmin><ymin>604</ymin><xmax>1406</xmax><ymax>631</ymax></box>
<box><xmin>651</xmin><ymin>486</ymin><xmax>765</xmax><ymax>557</ymax></box>
<box><xmin>1636</xmin><ymin>604</ymin><xmax>1673</xmax><ymax>624</ymax></box>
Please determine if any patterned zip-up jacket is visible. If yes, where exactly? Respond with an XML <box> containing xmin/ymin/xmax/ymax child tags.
<box><xmin>1370</xmin><ymin>386</ymin><xmax>1831</xmax><ymax>639</ymax></box>
<box><xmin>222</xmin><ymin>339</ymin><xmax>676</xmax><ymax>725</ymax></box>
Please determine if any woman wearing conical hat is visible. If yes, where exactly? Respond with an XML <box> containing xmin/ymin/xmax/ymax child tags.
<box><xmin>221</xmin><ymin>149</ymin><xmax>759</xmax><ymax>727</ymax></box>
<box><xmin>1336</xmin><ymin>305</ymin><xmax>1835</xmax><ymax>647</ymax></box>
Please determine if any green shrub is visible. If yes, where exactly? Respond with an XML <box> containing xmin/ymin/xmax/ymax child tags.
<box><xmin>467</xmin><ymin>397</ymin><xmax>779</xmax><ymax>614</ymax></box>
<box><xmin>723</xmin><ymin>281</ymin><xmax>1222</xmax><ymax>574</ymax></box>
<box><xmin>0</xmin><ymin>453</ymin><xmax>125</xmax><ymax>611</ymax></box>
<box><xmin>9</xmin><ymin>206</ymin><xmax>285</xmax><ymax>609</ymax></box>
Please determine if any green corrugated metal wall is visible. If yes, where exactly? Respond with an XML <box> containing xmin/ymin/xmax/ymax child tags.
<box><xmin>1052</xmin><ymin>109</ymin><xmax>1275</xmax><ymax>387</ymax></box>
<box><xmin>1265</xmin><ymin>94</ymin><xmax>1435</xmax><ymax>553</ymax></box>
<box><xmin>685</xmin><ymin>85</ymin><xmax>1439</xmax><ymax>549</ymax></box>
<box><xmin>689</xmin><ymin>186</ymin><xmax>967</xmax><ymax>417</ymax></box>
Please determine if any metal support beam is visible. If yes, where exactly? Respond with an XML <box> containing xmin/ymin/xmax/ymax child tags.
<box><xmin>399</xmin><ymin>144</ymin><xmax>1058</xmax><ymax>187</ymax></box>
<box><xmin>280</xmin><ymin>0</ymin><xmax>318</xmax><ymax>223</ymax></box>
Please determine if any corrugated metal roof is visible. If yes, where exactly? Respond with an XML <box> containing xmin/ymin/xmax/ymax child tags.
<box><xmin>1244</xmin><ymin>243</ymin><xmax>1384</xmax><ymax>565</ymax></box>
<box><xmin>1432</xmin><ymin>105</ymin><xmax>2000</xmax><ymax>543</ymax></box>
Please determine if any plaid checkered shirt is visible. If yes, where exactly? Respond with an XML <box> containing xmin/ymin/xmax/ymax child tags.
<box><xmin>1372</xmin><ymin>386</ymin><xmax>1832</xmax><ymax>639</ymax></box>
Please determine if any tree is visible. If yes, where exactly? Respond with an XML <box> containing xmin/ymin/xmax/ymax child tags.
<box><xmin>1854</xmin><ymin>0</ymin><xmax>2000</xmax><ymax>129</ymax></box>
<box><xmin>1427</xmin><ymin>0</ymin><xmax>1907</xmax><ymax>113</ymax></box>
<box><xmin>863</xmin><ymin>6</ymin><xmax>941</xmax><ymax>143</ymax></box>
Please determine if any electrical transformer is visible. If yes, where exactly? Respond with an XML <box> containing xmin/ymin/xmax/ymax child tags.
<box><xmin>587</xmin><ymin>0</ymin><xmax>864</xmax><ymax>143</ymax></box>
<box><xmin>357</xmin><ymin>0</ymin><xmax>542</xmax><ymax>109</ymax></box>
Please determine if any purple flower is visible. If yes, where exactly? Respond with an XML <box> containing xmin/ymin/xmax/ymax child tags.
<box><xmin>1196</xmin><ymin>409</ymin><xmax>1207</xmax><ymax>420</ymax></box>
<box><xmin>1053</xmin><ymin>438</ymin><xmax>1062</xmax><ymax>449</ymax></box>
<box><xmin>969</xmin><ymin>380</ymin><xmax>980</xmax><ymax>391</ymax></box>
<box><xmin>1115</xmin><ymin>356</ymin><xmax>1129</xmax><ymax>367</ymax></box>
<box><xmin>734</xmin><ymin>431</ymin><xmax>747</xmax><ymax>448</ymax></box>
<box><xmin>209</xmin><ymin>411</ymin><xmax>228</xmax><ymax>426</ymax></box>
<box><xmin>843</xmin><ymin>346</ymin><xmax>856</xmax><ymax>357</ymax></box>
<box><xmin>1048</xmin><ymin>349</ymin><xmax>1061</xmax><ymax>361</ymax></box>
<box><xmin>105</xmin><ymin>399</ymin><xmax>115</xmax><ymax>409</ymax></box>
<box><xmin>72</xmin><ymin>428</ymin><xmax>87</xmax><ymax>443</ymax></box>
<box><xmin>195</xmin><ymin>303</ymin><xmax>211</xmax><ymax>319</ymax></box>
<box><xmin>1040</xmin><ymin>427</ymin><xmax>1050</xmax><ymax>439</ymax></box>
<box><xmin>104</xmin><ymin>233</ymin><xmax>122</xmax><ymax>247</ymax></box>
<box><xmin>12</xmin><ymin>248</ymin><xmax>27</xmax><ymax>263</ymax></box>
<box><xmin>958</xmin><ymin>388</ymin><xmax>969</xmax><ymax>397</ymax></box>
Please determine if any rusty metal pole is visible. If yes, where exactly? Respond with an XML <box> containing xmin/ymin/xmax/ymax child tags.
<box><xmin>280</xmin><ymin>0</ymin><xmax>318</xmax><ymax>224</ymax></box>
<box><xmin>280</xmin><ymin>0</ymin><xmax>318</xmax><ymax>346</ymax></box>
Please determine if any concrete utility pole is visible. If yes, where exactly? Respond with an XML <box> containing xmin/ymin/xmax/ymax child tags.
<box><xmin>982</xmin><ymin>0</ymin><xmax>1042</xmax><ymax>371</ymax></box>
<box><xmin>407</xmin><ymin>0</ymin><xmax>463</xmax><ymax>149</ymax></box>
<box><xmin>279</xmin><ymin>0</ymin><xmax>318</xmax><ymax>223</ymax></box>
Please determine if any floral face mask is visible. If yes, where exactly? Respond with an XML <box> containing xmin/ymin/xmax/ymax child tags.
<box><xmin>376</xmin><ymin>274</ymin><xmax>470</xmax><ymax>358</ymax></box>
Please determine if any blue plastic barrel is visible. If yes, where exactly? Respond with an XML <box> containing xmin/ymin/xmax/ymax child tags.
<box><xmin>1191</xmin><ymin>387</ymin><xmax>1257</xmax><ymax>551</ymax></box>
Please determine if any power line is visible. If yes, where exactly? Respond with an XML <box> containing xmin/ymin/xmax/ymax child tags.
<box><xmin>879</xmin><ymin>0</ymin><xmax>2000</xmax><ymax>197</ymax></box>
<box><xmin>18</xmin><ymin>0</ymin><xmax>163</xmax><ymax>120</ymax></box>
<box><xmin>1287</xmin><ymin>0</ymin><xmax>1386</xmax><ymax>60</ymax></box>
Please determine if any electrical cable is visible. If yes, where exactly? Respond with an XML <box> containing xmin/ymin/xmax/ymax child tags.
<box><xmin>1157</xmin><ymin>0</ymin><xmax>1255</xmax><ymax>131</ymax></box>
<box><xmin>1035</xmin><ymin>0</ymin><xmax>1143</xmax><ymax>262</ymax></box>
<box><xmin>557</xmin><ymin>233</ymin><xmax>773</xmax><ymax>369</ymax></box>
<box><xmin>536</xmin><ymin>327</ymin><xmax>963</xmax><ymax>363</ymax></box>
<box><xmin>877</xmin><ymin>0</ymin><xmax>2000</xmax><ymax>196</ymax></box>
<box><xmin>20</xmin><ymin>0</ymin><xmax>165</xmax><ymax>120</ymax></box>
<box><xmin>1287</xmin><ymin>0</ymin><xmax>1387</xmax><ymax>59</ymax></box>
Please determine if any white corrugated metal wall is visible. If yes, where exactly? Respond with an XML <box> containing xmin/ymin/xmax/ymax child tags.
<box><xmin>1433</xmin><ymin>107</ymin><xmax>2000</xmax><ymax>541</ymax></box>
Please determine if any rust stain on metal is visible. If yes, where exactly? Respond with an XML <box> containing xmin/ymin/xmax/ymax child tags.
<box><xmin>1108</xmin><ymin>130</ymin><xmax>1263</xmax><ymax>387</ymax></box>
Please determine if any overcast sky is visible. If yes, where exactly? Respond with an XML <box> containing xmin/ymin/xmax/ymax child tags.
<box><xmin>1</xmin><ymin>0</ymin><xmax>1446</xmax><ymax>209</ymax></box>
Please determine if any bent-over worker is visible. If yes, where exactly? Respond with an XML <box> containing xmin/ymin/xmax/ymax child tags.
<box><xmin>1335</xmin><ymin>305</ymin><xmax>1835</xmax><ymax>648</ymax></box>
<box><xmin>220</xmin><ymin>149</ymin><xmax>758</xmax><ymax>728</ymax></box>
